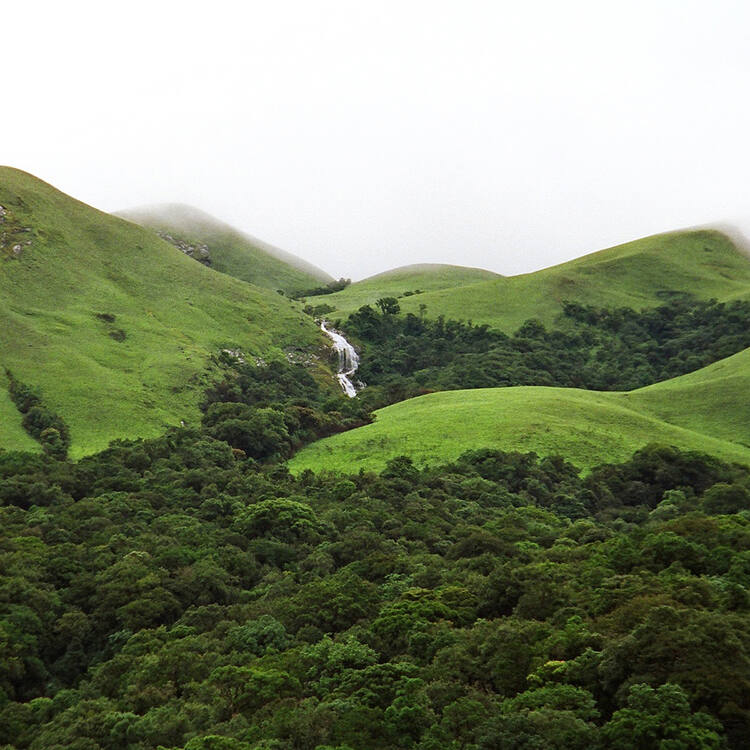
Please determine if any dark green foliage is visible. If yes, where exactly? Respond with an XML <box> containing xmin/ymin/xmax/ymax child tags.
<box><xmin>602</xmin><ymin>683</ymin><xmax>725</xmax><ymax>749</ymax></box>
<box><xmin>343</xmin><ymin>298</ymin><xmax>750</xmax><ymax>407</ymax></box>
<box><xmin>292</xmin><ymin>277</ymin><xmax>352</xmax><ymax>299</ymax></box>
<box><xmin>201</xmin><ymin>355</ymin><xmax>372</xmax><ymax>457</ymax></box>
<box><xmin>376</xmin><ymin>296</ymin><xmax>401</xmax><ymax>315</ymax></box>
<box><xmin>1</xmin><ymin>434</ymin><xmax>750</xmax><ymax>748</ymax></box>
<box><xmin>203</xmin><ymin>403</ymin><xmax>292</xmax><ymax>460</ymax></box>
<box><xmin>6</xmin><ymin>371</ymin><xmax>42</xmax><ymax>413</ymax></box>
<box><xmin>6</xmin><ymin>371</ymin><xmax>70</xmax><ymax>458</ymax></box>
<box><xmin>303</xmin><ymin>302</ymin><xmax>337</xmax><ymax>317</ymax></box>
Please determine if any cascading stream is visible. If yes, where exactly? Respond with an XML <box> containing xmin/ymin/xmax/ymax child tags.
<box><xmin>320</xmin><ymin>321</ymin><xmax>360</xmax><ymax>397</ymax></box>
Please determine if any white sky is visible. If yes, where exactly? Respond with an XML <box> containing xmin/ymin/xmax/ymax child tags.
<box><xmin>4</xmin><ymin>0</ymin><xmax>750</xmax><ymax>280</ymax></box>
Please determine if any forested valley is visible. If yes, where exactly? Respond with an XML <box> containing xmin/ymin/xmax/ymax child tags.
<box><xmin>343</xmin><ymin>297</ymin><xmax>750</xmax><ymax>408</ymax></box>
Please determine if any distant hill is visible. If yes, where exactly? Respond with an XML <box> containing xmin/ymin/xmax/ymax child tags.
<box><xmin>310</xmin><ymin>230</ymin><xmax>750</xmax><ymax>330</ymax></box>
<box><xmin>117</xmin><ymin>203</ymin><xmax>333</xmax><ymax>293</ymax></box>
<box><xmin>0</xmin><ymin>168</ymin><xmax>325</xmax><ymax>457</ymax></box>
<box><xmin>288</xmin><ymin>345</ymin><xmax>750</xmax><ymax>473</ymax></box>
<box><xmin>306</xmin><ymin>263</ymin><xmax>500</xmax><ymax>315</ymax></box>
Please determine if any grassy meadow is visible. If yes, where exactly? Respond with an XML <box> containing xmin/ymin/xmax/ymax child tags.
<box><xmin>626</xmin><ymin>345</ymin><xmax>750</xmax><ymax>448</ymax></box>
<box><xmin>0</xmin><ymin>168</ymin><xmax>325</xmax><ymax>457</ymax></box>
<box><xmin>288</xmin><ymin>356</ymin><xmax>750</xmax><ymax>473</ymax></box>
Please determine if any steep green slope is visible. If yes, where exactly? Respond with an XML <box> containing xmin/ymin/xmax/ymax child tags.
<box><xmin>288</xmin><ymin>351</ymin><xmax>750</xmax><ymax>473</ymax></box>
<box><xmin>313</xmin><ymin>230</ymin><xmax>750</xmax><ymax>331</ymax></box>
<box><xmin>117</xmin><ymin>203</ymin><xmax>332</xmax><ymax>293</ymax></box>
<box><xmin>305</xmin><ymin>263</ymin><xmax>500</xmax><ymax>313</ymax></box>
<box><xmin>627</xmin><ymin>346</ymin><xmax>750</xmax><ymax>448</ymax></box>
<box><xmin>0</xmin><ymin>168</ymin><xmax>325</xmax><ymax>457</ymax></box>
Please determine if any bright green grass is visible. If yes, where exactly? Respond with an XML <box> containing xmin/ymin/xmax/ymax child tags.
<box><xmin>305</xmin><ymin>263</ymin><xmax>501</xmax><ymax>315</ymax></box>
<box><xmin>288</xmin><ymin>367</ymin><xmax>750</xmax><ymax>473</ymax></box>
<box><xmin>311</xmin><ymin>231</ymin><xmax>750</xmax><ymax>331</ymax></box>
<box><xmin>117</xmin><ymin>204</ymin><xmax>332</xmax><ymax>293</ymax></box>
<box><xmin>0</xmin><ymin>168</ymin><xmax>325</xmax><ymax>457</ymax></box>
<box><xmin>626</xmin><ymin>347</ymin><xmax>750</xmax><ymax>449</ymax></box>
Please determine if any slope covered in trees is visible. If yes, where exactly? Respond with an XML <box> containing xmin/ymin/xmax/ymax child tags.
<box><xmin>2</xmin><ymin>435</ymin><xmax>750</xmax><ymax>749</ymax></box>
<box><xmin>342</xmin><ymin>297</ymin><xmax>750</xmax><ymax>406</ymax></box>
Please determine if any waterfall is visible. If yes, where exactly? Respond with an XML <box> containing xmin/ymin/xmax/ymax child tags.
<box><xmin>320</xmin><ymin>321</ymin><xmax>360</xmax><ymax>397</ymax></box>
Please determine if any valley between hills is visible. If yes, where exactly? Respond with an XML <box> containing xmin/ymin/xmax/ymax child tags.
<box><xmin>3</xmin><ymin>166</ymin><xmax>750</xmax><ymax>467</ymax></box>
<box><xmin>4</xmin><ymin>166</ymin><xmax>750</xmax><ymax>749</ymax></box>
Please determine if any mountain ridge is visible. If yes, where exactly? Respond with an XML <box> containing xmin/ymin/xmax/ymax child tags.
<box><xmin>116</xmin><ymin>202</ymin><xmax>333</xmax><ymax>293</ymax></box>
<box><xmin>310</xmin><ymin>228</ymin><xmax>750</xmax><ymax>330</ymax></box>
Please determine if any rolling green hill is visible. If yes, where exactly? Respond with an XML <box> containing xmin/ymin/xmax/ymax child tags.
<box><xmin>0</xmin><ymin>168</ymin><xmax>326</xmax><ymax>457</ymax></box>
<box><xmin>288</xmin><ymin>346</ymin><xmax>750</xmax><ymax>473</ymax></box>
<box><xmin>305</xmin><ymin>263</ymin><xmax>501</xmax><ymax>313</ymax></box>
<box><xmin>626</xmin><ymin>345</ymin><xmax>750</xmax><ymax>448</ymax></box>
<box><xmin>117</xmin><ymin>203</ymin><xmax>332</xmax><ymax>293</ymax></box>
<box><xmin>311</xmin><ymin>230</ymin><xmax>750</xmax><ymax>331</ymax></box>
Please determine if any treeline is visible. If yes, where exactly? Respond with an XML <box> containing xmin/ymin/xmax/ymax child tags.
<box><xmin>290</xmin><ymin>278</ymin><xmax>351</xmax><ymax>300</ymax></box>
<box><xmin>343</xmin><ymin>297</ymin><xmax>750</xmax><ymax>407</ymax></box>
<box><xmin>1</xmin><ymin>434</ymin><xmax>750</xmax><ymax>748</ymax></box>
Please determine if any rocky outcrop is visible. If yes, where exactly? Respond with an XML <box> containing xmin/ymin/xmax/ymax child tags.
<box><xmin>157</xmin><ymin>231</ymin><xmax>212</xmax><ymax>266</ymax></box>
<box><xmin>0</xmin><ymin>205</ymin><xmax>33</xmax><ymax>259</ymax></box>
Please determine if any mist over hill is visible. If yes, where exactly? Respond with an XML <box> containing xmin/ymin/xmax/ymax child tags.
<box><xmin>117</xmin><ymin>203</ymin><xmax>333</xmax><ymax>293</ymax></box>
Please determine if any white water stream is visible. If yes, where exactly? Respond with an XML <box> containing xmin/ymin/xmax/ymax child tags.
<box><xmin>320</xmin><ymin>321</ymin><xmax>360</xmax><ymax>397</ymax></box>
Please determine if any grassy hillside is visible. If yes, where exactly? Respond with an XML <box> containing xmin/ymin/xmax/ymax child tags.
<box><xmin>627</xmin><ymin>346</ymin><xmax>750</xmax><ymax>448</ymax></box>
<box><xmin>0</xmin><ymin>168</ymin><xmax>326</xmax><ymax>457</ymax></box>
<box><xmin>288</xmin><ymin>350</ymin><xmax>750</xmax><ymax>473</ymax></box>
<box><xmin>117</xmin><ymin>203</ymin><xmax>332</xmax><ymax>293</ymax></box>
<box><xmin>305</xmin><ymin>263</ymin><xmax>500</xmax><ymax>314</ymax></box>
<box><xmin>312</xmin><ymin>230</ymin><xmax>750</xmax><ymax>331</ymax></box>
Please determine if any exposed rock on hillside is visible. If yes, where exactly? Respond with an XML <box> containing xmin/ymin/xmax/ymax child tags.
<box><xmin>0</xmin><ymin>204</ymin><xmax>33</xmax><ymax>259</ymax></box>
<box><xmin>157</xmin><ymin>230</ymin><xmax>212</xmax><ymax>266</ymax></box>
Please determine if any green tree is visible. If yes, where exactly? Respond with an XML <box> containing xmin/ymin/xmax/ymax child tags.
<box><xmin>602</xmin><ymin>683</ymin><xmax>725</xmax><ymax>749</ymax></box>
<box><xmin>376</xmin><ymin>297</ymin><xmax>401</xmax><ymax>315</ymax></box>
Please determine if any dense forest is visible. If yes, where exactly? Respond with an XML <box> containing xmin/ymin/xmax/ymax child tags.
<box><xmin>2</xmin><ymin>430</ymin><xmax>750</xmax><ymax>749</ymax></box>
<box><xmin>343</xmin><ymin>297</ymin><xmax>750</xmax><ymax>407</ymax></box>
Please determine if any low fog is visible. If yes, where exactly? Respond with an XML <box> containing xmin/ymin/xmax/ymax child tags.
<box><xmin>4</xmin><ymin>0</ymin><xmax>750</xmax><ymax>280</ymax></box>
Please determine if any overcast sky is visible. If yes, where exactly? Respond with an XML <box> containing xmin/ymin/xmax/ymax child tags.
<box><xmin>4</xmin><ymin>1</ymin><xmax>750</xmax><ymax>280</ymax></box>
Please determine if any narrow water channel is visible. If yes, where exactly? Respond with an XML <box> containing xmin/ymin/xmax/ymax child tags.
<box><xmin>320</xmin><ymin>321</ymin><xmax>360</xmax><ymax>397</ymax></box>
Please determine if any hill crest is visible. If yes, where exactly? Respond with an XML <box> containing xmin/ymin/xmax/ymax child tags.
<box><xmin>117</xmin><ymin>202</ymin><xmax>333</xmax><ymax>292</ymax></box>
<box><xmin>314</xmin><ymin>228</ymin><xmax>750</xmax><ymax>330</ymax></box>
